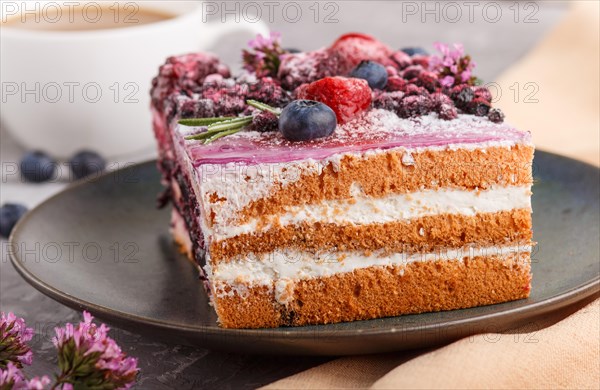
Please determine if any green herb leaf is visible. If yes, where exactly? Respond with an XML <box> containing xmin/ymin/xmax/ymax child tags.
<box><xmin>204</xmin><ymin>128</ymin><xmax>244</xmax><ymax>144</ymax></box>
<box><xmin>178</xmin><ymin>117</ymin><xmax>236</xmax><ymax>126</ymax></box>
<box><xmin>247</xmin><ymin>100</ymin><xmax>281</xmax><ymax>116</ymax></box>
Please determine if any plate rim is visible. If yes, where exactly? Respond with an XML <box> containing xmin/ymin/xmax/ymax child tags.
<box><xmin>8</xmin><ymin>151</ymin><xmax>600</xmax><ymax>341</ymax></box>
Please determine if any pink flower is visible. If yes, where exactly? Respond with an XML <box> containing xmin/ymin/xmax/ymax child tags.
<box><xmin>0</xmin><ymin>312</ymin><xmax>34</xmax><ymax>367</ymax></box>
<box><xmin>52</xmin><ymin>312</ymin><xmax>138</xmax><ymax>390</ymax></box>
<box><xmin>242</xmin><ymin>31</ymin><xmax>287</xmax><ymax>78</ymax></box>
<box><xmin>429</xmin><ymin>42</ymin><xmax>477</xmax><ymax>86</ymax></box>
<box><xmin>0</xmin><ymin>362</ymin><xmax>50</xmax><ymax>390</ymax></box>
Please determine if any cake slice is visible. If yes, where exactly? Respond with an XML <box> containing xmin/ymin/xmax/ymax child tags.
<box><xmin>151</xmin><ymin>33</ymin><xmax>533</xmax><ymax>329</ymax></box>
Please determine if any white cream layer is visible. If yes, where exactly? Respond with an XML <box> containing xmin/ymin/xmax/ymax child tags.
<box><xmin>211</xmin><ymin>185</ymin><xmax>532</xmax><ymax>240</ymax></box>
<box><xmin>207</xmin><ymin>244</ymin><xmax>532</xmax><ymax>301</ymax></box>
<box><xmin>208</xmin><ymin>244</ymin><xmax>531</xmax><ymax>287</ymax></box>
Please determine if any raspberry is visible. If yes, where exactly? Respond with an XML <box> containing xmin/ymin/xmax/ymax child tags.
<box><xmin>278</xmin><ymin>49</ymin><xmax>330</xmax><ymax>90</ymax></box>
<box><xmin>401</xmin><ymin>65</ymin><xmax>423</xmax><ymax>80</ymax></box>
<box><xmin>430</xmin><ymin>92</ymin><xmax>457</xmax><ymax>120</ymax></box>
<box><xmin>390</xmin><ymin>51</ymin><xmax>412</xmax><ymax>69</ymax></box>
<box><xmin>328</xmin><ymin>33</ymin><xmax>394</xmax><ymax>75</ymax></box>
<box><xmin>296</xmin><ymin>76</ymin><xmax>372</xmax><ymax>124</ymax></box>
<box><xmin>488</xmin><ymin>108</ymin><xmax>505</xmax><ymax>123</ymax></box>
<box><xmin>386</xmin><ymin>76</ymin><xmax>407</xmax><ymax>92</ymax></box>
<box><xmin>450</xmin><ymin>85</ymin><xmax>474</xmax><ymax>109</ymax></box>
<box><xmin>373</xmin><ymin>91</ymin><xmax>405</xmax><ymax>114</ymax></box>
<box><xmin>468</xmin><ymin>97</ymin><xmax>491</xmax><ymax>116</ymax></box>
<box><xmin>416</xmin><ymin>71</ymin><xmax>440</xmax><ymax>92</ymax></box>
<box><xmin>473</xmin><ymin>86</ymin><xmax>493</xmax><ymax>103</ymax></box>
<box><xmin>249</xmin><ymin>111</ymin><xmax>279</xmax><ymax>132</ymax></box>
<box><xmin>386</xmin><ymin>66</ymin><xmax>399</xmax><ymax>77</ymax></box>
<box><xmin>398</xmin><ymin>95</ymin><xmax>433</xmax><ymax>118</ymax></box>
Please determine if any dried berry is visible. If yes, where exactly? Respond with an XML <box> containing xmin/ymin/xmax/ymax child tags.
<box><xmin>450</xmin><ymin>85</ymin><xmax>474</xmax><ymax>108</ymax></box>
<box><xmin>488</xmin><ymin>108</ymin><xmax>505</xmax><ymax>123</ymax></box>
<box><xmin>416</xmin><ymin>71</ymin><xmax>440</xmax><ymax>92</ymax></box>
<box><xmin>468</xmin><ymin>97</ymin><xmax>491</xmax><ymax>116</ymax></box>
<box><xmin>373</xmin><ymin>91</ymin><xmax>405</xmax><ymax>114</ymax></box>
<box><xmin>250</xmin><ymin>111</ymin><xmax>279</xmax><ymax>132</ymax></box>
<box><xmin>401</xmin><ymin>65</ymin><xmax>423</xmax><ymax>80</ymax></box>
<box><xmin>398</xmin><ymin>95</ymin><xmax>433</xmax><ymax>118</ymax></box>
<box><xmin>404</xmin><ymin>84</ymin><xmax>428</xmax><ymax>96</ymax></box>
<box><xmin>473</xmin><ymin>86</ymin><xmax>493</xmax><ymax>103</ymax></box>
<box><xmin>386</xmin><ymin>76</ymin><xmax>407</xmax><ymax>92</ymax></box>
<box><xmin>431</xmin><ymin>92</ymin><xmax>458</xmax><ymax>120</ymax></box>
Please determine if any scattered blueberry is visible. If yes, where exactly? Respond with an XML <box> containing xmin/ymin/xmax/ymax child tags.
<box><xmin>20</xmin><ymin>151</ymin><xmax>57</xmax><ymax>183</ymax></box>
<box><xmin>0</xmin><ymin>203</ymin><xmax>28</xmax><ymax>238</ymax></box>
<box><xmin>284</xmin><ymin>47</ymin><xmax>302</xmax><ymax>53</ymax></box>
<box><xmin>350</xmin><ymin>60</ymin><xmax>388</xmax><ymax>90</ymax></box>
<box><xmin>69</xmin><ymin>150</ymin><xmax>107</xmax><ymax>180</ymax></box>
<box><xmin>400</xmin><ymin>47</ymin><xmax>428</xmax><ymax>56</ymax></box>
<box><xmin>279</xmin><ymin>100</ymin><xmax>337</xmax><ymax>142</ymax></box>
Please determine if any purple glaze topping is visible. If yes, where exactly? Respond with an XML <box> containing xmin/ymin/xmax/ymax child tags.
<box><xmin>178</xmin><ymin>110</ymin><xmax>530</xmax><ymax>166</ymax></box>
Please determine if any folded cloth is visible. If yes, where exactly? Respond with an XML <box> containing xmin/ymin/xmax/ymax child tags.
<box><xmin>263</xmin><ymin>1</ymin><xmax>600</xmax><ymax>389</ymax></box>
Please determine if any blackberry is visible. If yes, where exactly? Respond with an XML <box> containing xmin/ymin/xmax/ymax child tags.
<box><xmin>488</xmin><ymin>108</ymin><xmax>505</xmax><ymax>123</ymax></box>
<box><xmin>450</xmin><ymin>85</ymin><xmax>474</xmax><ymax>109</ymax></box>
<box><xmin>398</xmin><ymin>95</ymin><xmax>433</xmax><ymax>118</ymax></box>
<box><xmin>468</xmin><ymin>97</ymin><xmax>491</xmax><ymax>116</ymax></box>
<box><xmin>250</xmin><ymin>111</ymin><xmax>279</xmax><ymax>132</ymax></box>
<box><xmin>390</xmin><ymin>51</ymin><xmax>412</xmax><ymax>70</ymax></box>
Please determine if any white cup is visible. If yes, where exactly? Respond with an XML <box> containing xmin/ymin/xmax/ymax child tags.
<box><xmin>0</xmin><ymin>1</ymin><xmax>268</xmax><ymax>158</ymax></box>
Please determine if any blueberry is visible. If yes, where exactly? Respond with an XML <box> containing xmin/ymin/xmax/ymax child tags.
<box><xmin>0</xmin><ymin>203</ymin><xmax>28</xmax><ymax>238</ymax></box>
<box><xmin>20</xmin><ymin>151</ymin><xmax>57</xmax><ymax>183</ymax></box>
<box><xmin>284</xmin><ymin>47</ymin><xmax>302</xmax><ymax>54</ymax></box>
<box><xmin>279</xmin><ymin>100</ymin><xmax>337</xmax><ymax>142</ymax></box>
<box><xmin>69</xmin><ymin>150</ymin><xmax>107</xmax><ymax>180</ymax></box>
<box><xmin>349</xmin><ymin>60</ymin><xmax>388</xmax><ymax>90</ymax></box>
<box><xmin>401</xmin><ymin>47</ymin><xmax>428</xmax><ymax>56</ymax></box>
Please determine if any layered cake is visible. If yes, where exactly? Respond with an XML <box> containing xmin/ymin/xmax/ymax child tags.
<box><xmin>151</xmin><ymin>33</ymin><xmax>533</xmax><ymax>328</ymax></box>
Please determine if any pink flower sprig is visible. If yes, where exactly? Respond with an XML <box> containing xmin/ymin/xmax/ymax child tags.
<box><xmin>0</xmin><ymin>362</ymin><xmax>50</xmax><ymax>390</ymax></box>
<box><xmin>242</xmin><ymin>32</ymin><xmax>288</xmax><ymax>78</ymax></box>
<box><xmin>51</xmin><ymin>312</ymin><xmax>138</xmax><ymax>390</ymax></box>
<box><xmin>0</xmin><ymin>312</ymin><xmax>34</xmax><ymax>368</ymax></box>
<box><xmin>429</xmin><ymin>42</ymin><xmax>478</xmax><ymax>88</ymax></box>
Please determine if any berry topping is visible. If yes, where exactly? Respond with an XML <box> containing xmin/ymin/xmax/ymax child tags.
<box><xmin>431</xmin><ymin>92</ymin><xmax>458</xmax><ymax>120</ymax></box>
<box><xmin>416</xmin><ymin>71</ymin><xmax>440</xmax><ymax>92</ymax></box>
<box><xmin>373</xmin><ymin>91</ymin><xmax>404</xmax><ymax>114</ymax></box>
<box><xmin>296</xmin><ymin>76</ymin><xmax>372</xmax><ymax>124</ymax></box>
<box><xmin>279</xmin><ymin>100</ymin><xmax>337</xmax><ymax>142</ymax></box>
<box><xmin>398</xmin><ymin>95</ymin><xmax>433</xmax><ymax>118</ymax></box>
<box><xmin>328</xmin><ymin>33</ymin><xmax>393</xmax><ymax>74</ymax></box>
<box><xmin>473</xmin><ymin>86</ymin><xmax>493</xmax><ymax>103</ymax></box>
<box><xmin>349</xmin><ymin>60</ymin><xmax>388</xmax><ymax>90</ymax></box>
<box><xmin>450</xmin><ymin>85</ymin><xmax>474</xmax><ymax>108</ymax></box>
<box><xmin>69</xmin><ymin>150</ymin><xmax>107</xmax><ymax>180</ymax></box>
<box><xmin>401</xmin><ymin>47</ymin><xmax>428</xmax><ymax>56</ymax></box>
<box><xmin>389</xmin><ymin>51</ymin><xmax>412</xmax><ymax>70</ymax></box>
<box><xmin>0</xmin><ymin>203</ymin><xmax>28</xmax><ymax>238</ymax></box>
<box><xmin>401</xmin><ymin>65</ymin><xmax>424</xmax><ymax>80</ymax></box>
<box><xmin>468</xmin><ymin>97</ymin><xmax>491</xmax><ymax>116</ymax></box>
<box><xmin>386</xmin><ymin>76</ymin><xmax>407</xmax><ymax>92</ymax></box>
<box><xmin>20</xmin><ymin>151</ymin><xmax>57</xmax><ymax>183</ymax></box>
<box><xmin>249</xmin><ymin>111</ymin><xmax>279</xmax><ymax>132</ymax></box>
<box><xmin>488</xmin><ymin>108</ymin><xmax>505</xmax><ymax>123</ymax></box>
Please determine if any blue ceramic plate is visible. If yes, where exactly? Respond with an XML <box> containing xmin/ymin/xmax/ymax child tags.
<box><xmin>10</xmin><ymin>151</ymin><xmax>600</xmax><ymax>355</ymax></box>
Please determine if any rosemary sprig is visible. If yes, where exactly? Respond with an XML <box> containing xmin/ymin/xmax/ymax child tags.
<box><xmin>180</xmin><ymin>101</ymin><xmax>280</xmax><ymax>144</ymax></box>
<box><xmin>247</xmin><ymin>100</ymin><xmax>281</xmax><ymax>115</ymax></box>
<box><xmin>178</xmin><ymin>117</ymin><xmax>236</xmax><ymax>126</ymax></box>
